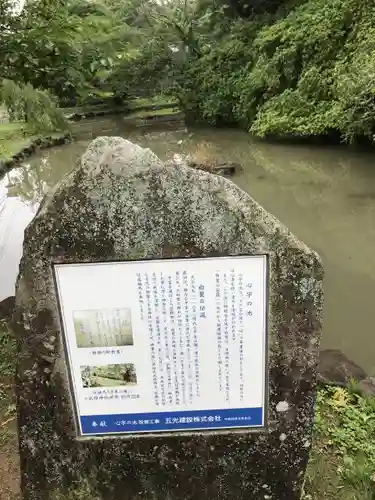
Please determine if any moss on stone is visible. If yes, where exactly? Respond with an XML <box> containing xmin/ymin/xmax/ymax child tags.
<box><xmin>52</xmin><ymin>477</ymin><xmax>100</xmax><ymax>500</ymax></box>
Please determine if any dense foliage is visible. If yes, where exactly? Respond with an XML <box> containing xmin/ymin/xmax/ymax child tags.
<box><xmin>168</xmin><ymin>0</ymin><xmax>375</xmax><ymax>143</ymax></box>
<box><xmin>0</xmin><ymin>0</ymin><xmax>126</xmax><ymax>132</ymax></box>
<box><xmin>1</xmin><ymin>0</ymin><xmax>375</xmax><ymax>142</ymax></box>
<box><xmin>0</xmin><ymin>0</ymin><xmax>123</xmax><ymax>104</ymax></box>
<box><xmin>1</xmin><ymin>79</ymin><xmax>67</xmax><ymax>132</ymax></box>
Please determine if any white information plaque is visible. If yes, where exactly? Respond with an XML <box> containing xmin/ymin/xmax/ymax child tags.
<box><xmin>54</xmin><ymin>256</ymin><xmax>267</xmax><ymax>435</ymax></box>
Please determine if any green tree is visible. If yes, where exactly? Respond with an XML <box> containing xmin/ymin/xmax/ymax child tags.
<box><xmin>0</xmin><ymin>78</ymin><xmax>68</xmax><ymax>132</ymax></box>
<box><xmin>104</xmin><ymin>0</ymin><xmax>216</xmax><ymax>101</ymax></box>
<box><xmin>156</xmin><ymin>0</ymin><xmax>375</xmax><ymax>144</ymax></box>
<box><xmin>0</xmin><ymin>0</ymin><xmax>122</xmax><ymax>104</ymax></box>
<box><xmin>0</xmin><ymin>1</ymin><xmax>68</xmax><ymax>132</ymax></box>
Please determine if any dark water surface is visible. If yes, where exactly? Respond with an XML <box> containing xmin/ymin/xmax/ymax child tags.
<box><xmin>1</xmin><ymin>117</ymin><xmax>375</xmax><ymax>372</ymax></box>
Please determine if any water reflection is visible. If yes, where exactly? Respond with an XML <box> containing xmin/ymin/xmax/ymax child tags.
<box><xmin>0</xmin><ymin>166</ymin><xmax>39</xmax><ymax>301</ymax></box>
<box><xmin>6</xmin><ymin>159</ymin><xmax>50</xmax><ymax>205</ymax></box>
<box><xmin>1</xmin><ymin>119</ymin><xmax>375</xmax><ymax>371</ymax></box>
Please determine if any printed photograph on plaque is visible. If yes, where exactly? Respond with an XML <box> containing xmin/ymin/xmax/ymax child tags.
<box><xmin>54</xmin><ymin>256</ymin><xmax>268</xmax><ymax>436</ymax></box>
<box><xmin>73</xmin><ymin>308</ymin><xmax>133</xmax><ymax>348</ymax></box>
<box><xmin>80</xmin><ymin>364</ymin><xmax>137</xmax><ymax>388</ymax></box>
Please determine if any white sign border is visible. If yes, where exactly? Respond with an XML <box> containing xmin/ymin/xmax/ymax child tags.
<box><xmin>53</xmin><ymin>255</ymin><xmax>269</xmax><ymax>437</ymax></box>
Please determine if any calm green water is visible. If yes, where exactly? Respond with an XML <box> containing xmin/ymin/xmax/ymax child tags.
<box><xmin>2</xmin><ymin>116</ymin><xmax>375</xmax><ymax>372</ymax></box>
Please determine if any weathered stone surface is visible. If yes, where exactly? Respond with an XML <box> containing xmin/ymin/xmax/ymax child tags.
<box><xmin>15</xmin><ymin>136</ymin><xmax>323</xmax><ymax>500</ymax></box>
<box><xmin>358</xmin><ymin>377</ymin><xmax>375</xmax><ymax>397</ymax></box>
<box><xmin>317</xmin><ymin>349</ymin><xmax>367</xmax><ymax>386</ymax></box>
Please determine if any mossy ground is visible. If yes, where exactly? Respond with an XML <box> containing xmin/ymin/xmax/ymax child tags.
<box><xmin>0</xmin><ymin>122</ymin><xmax>38</xmax><ymax>162</ymax></box>
<box><xmin>122</xmin><ymin>107</ymin><xmax>182</xmax><ymax>121</ymax></box>
<box><xmin>1</xmin><ymin>320</ymin><xmax>374</xmax><ymax>499</ymax></box>
<box><xmin>0</xmin><ymin>321</ymin><xmax>20</xmax><ymax>500</ymax></box>
<box><xmin>304</xmin><ymin>385</ymin><xmax>375</xmax><ymax>499</ymax></box>
<box><xmin>0</xmin><ymin>121</ymin><xmax>69</xmax><ymax>167</ymax></box>
<box><xmin>127</xmin><ymin>96</ymin><xmax>178</xmax><ymax>110</ymax></box>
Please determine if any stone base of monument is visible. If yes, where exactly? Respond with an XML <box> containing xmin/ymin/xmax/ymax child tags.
<box><xmin>15</xmin><ymin>136</ymin><xmax>323</xmax><ymax>500</ymax></box>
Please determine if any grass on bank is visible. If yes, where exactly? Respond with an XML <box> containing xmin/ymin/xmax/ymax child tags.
<box><xmin>127</xmin><ymin>95</ymin><xmax>178</xmax><ymax>110</ymax></box>
<box><xmin>0</xmin><ymin>122</ymin><xmax>38</xmax><ymax>162</ymax></box>
<box><xmin>0</xmin><ymin>121</ymin><xmax>68</xmax><ymax>164</ymax></box>
<box><xmin>0</xmin><ymin>321</ymin><xmax>374</xmax><ymax>499</ymax></box>
<box><xmin>63</xmin><ymin>95</ymin><xmax>178</xmax><ymax>117</ymax></box>
<box><xmin>303</xmin><ymin>386</ymin><xmax>375</xmax><ymax>499</ymax></box>
<box><xmin>122</xmin><ymin>107</ymin><xmax>182</xmax><ymax>120</ymax></box>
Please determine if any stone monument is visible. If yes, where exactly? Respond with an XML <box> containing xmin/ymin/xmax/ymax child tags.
<box><xmin>15</xmin><ymin>137</ymin><xmax>323</xmax><ymax>500</ymax></box>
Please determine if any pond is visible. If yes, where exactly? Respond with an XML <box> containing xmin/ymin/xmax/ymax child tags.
<box><xmin>1</xmin><ymin>115</ymin><xmax>375</xmax><ymax>373</ymax></box>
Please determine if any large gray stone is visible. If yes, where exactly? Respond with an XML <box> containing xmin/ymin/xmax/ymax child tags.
<box><xmin>15</xmin><ymin>136</ymin><xmax>323</xmax><ymax>500</ymax></box>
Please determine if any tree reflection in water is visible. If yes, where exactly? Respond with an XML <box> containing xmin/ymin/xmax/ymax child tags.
<box><xmin>5</xmin><ymin>157</ymin><xmax>50</xmax><ymax>205</ymax></box>
<box><xmin>0</xmin><ymin>160</ymin><xmax>48</xmax><ymax>301</ymax></box>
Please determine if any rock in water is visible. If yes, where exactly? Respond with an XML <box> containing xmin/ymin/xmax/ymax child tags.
<box><xmin>15</xmin><ymin>136</ymin><xmax>323</xmax><ymax>500</ymax></box>
<box><xmin>318</xmin><ymin>349</ymin><xmax>367</xmax><ymax>386</ymax></box>
<box><xmin>187</xmin><ymin>160</ymin><xmax>241</xmax><ymax>177</ymax></box>
<box><xmin>358</xmin><ymin>377</ymin><xmax>375</xmax><ymax>397</ymax></box>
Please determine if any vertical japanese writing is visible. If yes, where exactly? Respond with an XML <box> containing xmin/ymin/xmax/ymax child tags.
<box><xmin>246</xmin><ymin>282</ymin><xmax>253</xmax><ymax>316</ymax></box>
<box><xmin>141</xmin><ymin>269</ymin><xmax>201</xmax><ymax>407</ymax></box>
<box><xmin>113</xmin><ymin>309</ymin><xmax>120</xmax><ymax>344</ymax></box>
<box><xmin>168</xmin><ymin>275</ymin><xmax>180</xmax><ymax>404</ymax></box>
<box><xmin>199</xmin><ymin>284</ymin><xmax>206</xmax><ymax>318</ymax></box>
<box><xmin>144</xmin><ymin>272</ymin><xmax>159</xmax><ymax>406</ymax></box>
<box><xmin>183</xmin><ymin>270</ymin><xmax>192</xmax><ymax>404</ymax></box>
<box><xmin>214</xmin><ymin>269</ymin><xmax>251</xmax><ymax>403</ymax></box>
<box><xmin>215</xmin><ymin>271</ymin><xmax>223</xmax><ymax>392</ymax></box>
<box><xmin>223</xmin><ymin>273</ymin><xmax>230</xmax><ymax>402</ymax></box>
<box><xmin>176</xmin><ymin>271</ymin><xmax>185</xmax><ymax>404</ymax></box>
<box><xmin>238</xmin><ymin>273</ymin><xmax>244</xmax><ymax>401</ymax></box>
<box><xmin>136</xmin><ymin>272</ymin><xmax>145</xmax><ymax>320</ymax></box>
<box><xmin>191</xmin><ymin>274</ymin><xmax>200</xmax><ymax>397</ymax></box>
<box><xmin>104</xmin><ymin>312</ymin><xmax>111</xmax><ymax>345</ymax></box>
<box><xmin>115</xmin><ymin>308</ymin><xmax>124</xmax><ymax>346</ymax></box>
<box><xmin>231</xmin><ymin>270</ymin><xmax>236</xmax><ymax>342</ymax></box>
<box><xmin>160</xmin><ymin>273</ymin><xmax>172</xmax><ymax>405</ymax></box>
<box><xmin>152</xmin><ymin>272</ymin><xmax>166</xmax><ymax>406</ymax></box>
